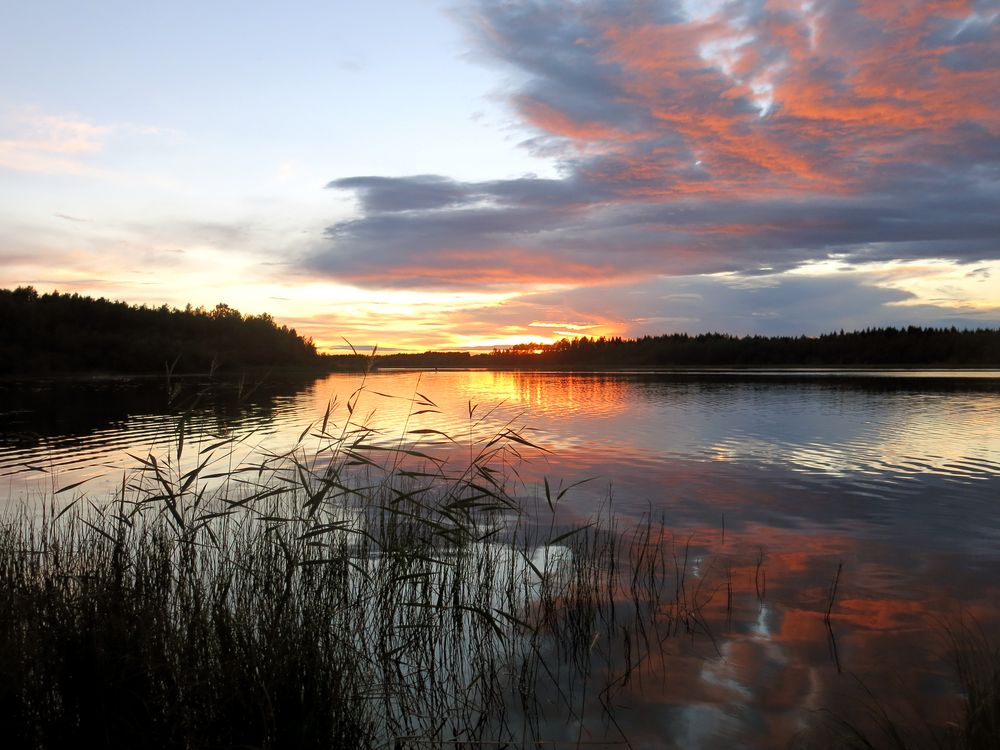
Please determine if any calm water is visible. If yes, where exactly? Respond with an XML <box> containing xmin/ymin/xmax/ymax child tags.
<box><xmin>3</xmin><ymin>369</ymin><xmax>1000</xmax><ymax>747</ymax></box>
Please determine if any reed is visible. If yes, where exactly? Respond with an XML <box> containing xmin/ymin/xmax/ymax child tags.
<box><xmin>949</xmin><ymin>619</ymin><xmax>1000</xmax><ymax>748</ymax></box>
<box><xmin>800</xmin><ymin>615</ymin><xmax>1000</xmax><ymax>750</ymax></box>
<box><xmin>0</xmin><ymin>376</ymin><xmax>705</xmax><ymax>749</ymax></box>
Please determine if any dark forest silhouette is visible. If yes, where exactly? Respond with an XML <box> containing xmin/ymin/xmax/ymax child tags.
<box><xmin>375</xmin><ymin>329</ymin><xmax>1000</xmax><ymax>369</ymax></box>
<box><xmin>3</xmin><ymin>287</ymin><xmax>999</xmax><ymax>374</ymax></box>
<box><xmin>480</xmin><ymin>328</ymin><xmax>1000</xmax><ymax>368</ymax></box>
<box><xmin>0</xmin><ymin>287</ymin><xmax>320</xmax><ymax>374</ymax></box>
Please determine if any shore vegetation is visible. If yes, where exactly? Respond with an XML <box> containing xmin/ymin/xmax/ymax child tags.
<box><xmin>0</xmin><ymin>286</ymin><xmax>320</xmax><ymax>375</ymax></box>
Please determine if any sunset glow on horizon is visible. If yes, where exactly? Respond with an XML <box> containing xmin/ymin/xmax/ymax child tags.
<box><xmin>2</xmin><ymin>0</ymin><xmax>998</xmax><ymax>352</ymax></box>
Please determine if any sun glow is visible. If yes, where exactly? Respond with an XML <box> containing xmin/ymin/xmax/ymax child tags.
<box><xmin>788</xmin><ymin>258</ymin><xmax>1000</xmax><ymax>315</ymax></box>
<box><xmin>457</xmin><ymin>334</ymin><xmax>559</xmax><ymax>351</ymax></box>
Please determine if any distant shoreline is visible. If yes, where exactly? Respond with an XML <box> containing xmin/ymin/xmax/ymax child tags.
<box><xmin>5</xmin><ymin>288</ymin><xmax>998</xmax><ymax>376</ymax></box>
<box><xmin>5</xmin><ymin>365</ymin><xmax>1000</xmax><ymax>385</ymax></box>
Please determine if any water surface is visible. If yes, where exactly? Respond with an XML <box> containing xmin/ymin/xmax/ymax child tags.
<box><xmin>2</xmin><ymin>370</ymin><xmax>999</xmax><ymax>747</ymax></box>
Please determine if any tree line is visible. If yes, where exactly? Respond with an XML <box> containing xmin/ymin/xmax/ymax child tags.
<box><xmin>4</xmin><ymin>286</ymin><xmax>998</xmax><ymax>374</ymax></box>
<box><xmin>333</xmin><ymin>328</ymin><xmax>1000</xmax><ymax>370</ymax></box>
<box><xmin>0</xmin><ymin>287</ymin><xmax>321</xmax><ymax>375</ymax></box>
<box><xmin>483</xmin><ymin>328</ymin><xmax>1000</xmax><ymax>368</ymax></box>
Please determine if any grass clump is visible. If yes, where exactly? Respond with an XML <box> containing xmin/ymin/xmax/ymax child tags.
<box><xmin>948</xmin><ymin>621</ymin><xmax>1000</xmax><ymax>748</ymax></box>
<box><xmin>0</xmin><ymin>378</ymin><xmax>694</xmax><ymax>749</ymax></box>
<box><xmin>0</xmin><ymin>507</ymin><xmax>369</xmax><ymax>749</ymax></box>
<box><xmin>797</xmin><ymin>618</ymin><xmax>1000</xmax><ymax>750</ymax></box>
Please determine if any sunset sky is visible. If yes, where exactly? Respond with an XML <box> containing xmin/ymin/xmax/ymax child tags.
<box><xmin>2</xmin><ymin>0</ymin><xmax>998</xmax><ymax>352</ymax></box>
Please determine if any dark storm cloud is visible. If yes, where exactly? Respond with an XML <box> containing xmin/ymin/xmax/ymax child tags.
<box><xmin>307</xmin><ymin>0</ymin><xmax>1000</xmax><ymax>291</ymax></box>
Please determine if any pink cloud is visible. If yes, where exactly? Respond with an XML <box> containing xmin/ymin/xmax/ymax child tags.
<box><xmin>313</xmin><ymin>0</ymin><xmax>999</xmax><ymax>294</ymax></box>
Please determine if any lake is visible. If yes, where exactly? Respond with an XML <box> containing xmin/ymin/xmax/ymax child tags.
<box><xmin>3</xmin><ymin>369</ymin><xmax>1000</xmax><ymax>747</ymax></box>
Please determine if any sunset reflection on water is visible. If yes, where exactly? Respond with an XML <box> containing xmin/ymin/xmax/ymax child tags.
<box><xmin>2</xmin><ymin>369</ymin><xmax>999</xmax><ymax>747</ymax></box>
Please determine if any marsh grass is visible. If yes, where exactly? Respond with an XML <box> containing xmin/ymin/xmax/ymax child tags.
<box><xmin>4</xmin><ymin>372</ymin><xmax>997</xmax><ymax>748</ymax></box>
<box><xmin>949</xmin><ymin>620</ymin><xmax>1000</xmax><ymax>748</ymax></box>
<box><xmin>796</xmin><ymin>615</ymin><xmax>1000</xmax><ymax>750</ymax></box>
<box><xmin>0</xmin><ymin>373</ymin><xmax>714</xmax><ymax>749</ymax></box>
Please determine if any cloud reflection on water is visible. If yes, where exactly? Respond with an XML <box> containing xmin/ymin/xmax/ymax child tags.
<box><xmin>2</xmin><ymin>370</ymin><xmax>999</xmax><ymax>746</ymax></box>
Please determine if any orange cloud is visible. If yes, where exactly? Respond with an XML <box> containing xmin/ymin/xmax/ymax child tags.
<box><xmin>574</xmin><ymin>2</ymin><xmax>998</xmax><ymax>197</ymax></box>
<box><xmin>0</xmin><ymin>110</ymin><xmax>110</xmax><ymax>176</ymax></box>
<box><xmin>517</xmin><ymin>96</ymin><xmax>643</xmax><ymax>145</ymax></box>
<box><xmin>316</xmin><ymin>0</ymin><xmax>999</xmax><ymax>301</ymax></box>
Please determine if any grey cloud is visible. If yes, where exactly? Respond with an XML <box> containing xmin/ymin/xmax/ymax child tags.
<box><xmin>329</xmin><ymin>176</ymin><xmax>478</xmax><ymax>213</ymax></box>
<box><xmin>523</xmin><ymin>273</ymin><xmax>995</xmax><ymax>337</ymax></box>
<box><xmin>312</xmin><ymin>173</ymin><xmax>999</xmax><ymax>287</ymax></box>
<box><xmin>941</xmin><ymin>14</ymin><xmax>999</xmax><ymax>72</ymax></box>
<box><xmin>324</xmin><ymin>204</ymin><xmax>556</xmax><ymax>251</ymax></box>
<box><xmin>304</xmin><ymin>0</ymin><xmax>1000</xmax><ymax>291</ymax></box>
<box><xmin>328</xmin><ymin>173</ymin><xmax>605</xmax><ymax>213</ymax></box>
